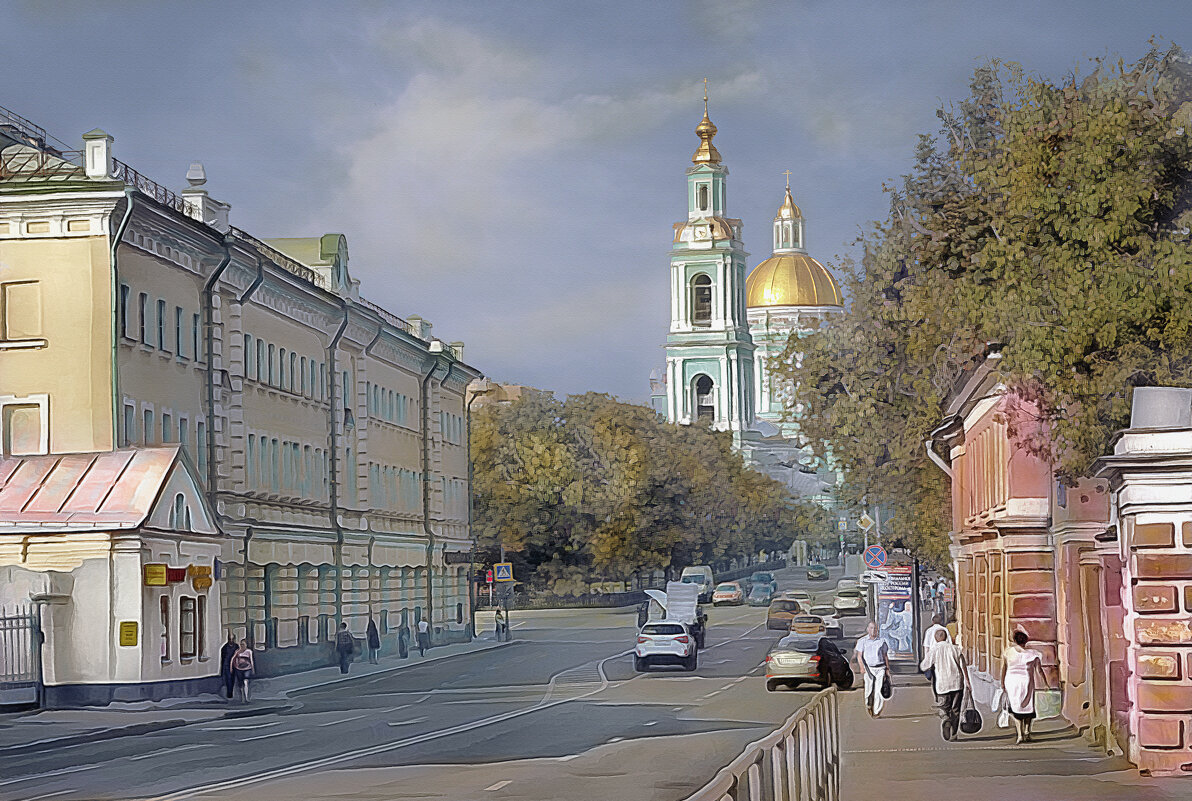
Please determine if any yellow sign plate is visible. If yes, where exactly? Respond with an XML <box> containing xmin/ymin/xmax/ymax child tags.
<box><xmin>143</xmin><ymin>564</ymin><xmax>168</xmax><ymax>586</ymax></box>
<box><xmin>118</xmin><ymin>621</ymin><xmax>138</xmax><ymax>646</ymax></box>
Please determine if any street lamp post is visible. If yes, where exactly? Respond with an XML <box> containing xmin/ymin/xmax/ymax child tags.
<box><xmin>465</xmin><ymin>378</ymin><xmax>493</xmax><ymax>637</ymax></box>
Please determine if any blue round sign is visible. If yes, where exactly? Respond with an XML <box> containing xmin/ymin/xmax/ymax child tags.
<box><xmin>863</xmin><ymin>545</ymin><xmax>887</xmax><ymax>569</ymax></box>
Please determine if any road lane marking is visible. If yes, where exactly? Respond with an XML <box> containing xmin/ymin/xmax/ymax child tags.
<box><xmin>485</xmin><ymin>780</ymin><xmax>512</xmax><ymax>791</ymax></box>
<box><xmin>643</xmin><ymin>721</ymin><xmax>658</xmax><ymax>726</ymax></box>
<box><xmin>201</xmin><ymin>721</ymin><xmax>279</xmax><ymax>732</ymax></box>
<box><xmin>21</xmin><ymin>790</ymin><xmax>73</xmax><ymax>801</ymax></box>
<box><xmin>130</xmin><ymin>743</ymin><xmax>214</xmax><ymax>761</ymax></box>
<box><xmin>0</xmin><ymin>763</ymin><xmax>95</xmax><ymax>788</ymax></box>
<box><xmin>387</xmin><ymin>717</ymin><xmax>429</xmax><ymax>727</ymax></box>
<box><xmin>147</xmin><ymin>652</ymin><xmax>629</xmax><ymax>801</ymax></box>
<box><xmin>239</xmin><ymin>729</ymin><xmax>301</xmax><ymax>742</ymax></box>
<box><xmin>317</xmin><ymin>713</ymin><xmax>369</xmax><ymax>726</ymax></box>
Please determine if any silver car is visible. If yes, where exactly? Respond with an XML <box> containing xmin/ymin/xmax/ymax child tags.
<box><xmin>809</xmin><ymin>604</ymin><xmax>844</xmax><ymax>638</ymax></box>
<box><xmin>832</xmin><ymin>587</ymin><xmax>867</xmax><ymax>616</ymax></box>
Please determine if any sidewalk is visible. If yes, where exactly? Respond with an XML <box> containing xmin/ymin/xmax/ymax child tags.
<box><xmin>0</xmin><ymin>635</ymin><xmax>512</xmax><ymax>756</ymax></box>
<box><xmin>840</xmin><ymin>676</ymin><xmax>1187</xmax><ymax>800</ymax></box>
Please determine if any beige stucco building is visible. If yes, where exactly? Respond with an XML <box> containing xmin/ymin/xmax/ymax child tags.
<box><xmin>0</xmin><ymin>109</ymin><xmax>480</xmax><ymax>703</ymax></box>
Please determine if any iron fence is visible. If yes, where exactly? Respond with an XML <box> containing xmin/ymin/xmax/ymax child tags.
<box><xmin>112</xmin><ymin>159</ymin><xmax>198</xmax><ymax>216</ymax></box>
<box><xmin>0</xmin><ymin>605</ymin><xmax>40</xmax><ymax>706</ymax></box>
<box><xmin>686</xmin><ymin>686</ymin><xmax>840</xmax><ymax>801</ymax></box>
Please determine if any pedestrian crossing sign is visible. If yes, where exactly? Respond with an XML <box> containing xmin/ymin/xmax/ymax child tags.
<box><xmin>494</xmin><ymin>562</ymin><xmax>514</xmax><ymax>582</ymax></box>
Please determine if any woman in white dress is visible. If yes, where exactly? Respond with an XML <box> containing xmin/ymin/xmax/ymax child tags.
<box><xmin>1000</xmin><ymin>629</ymin><xmax>1048</xmax><ymax>743</ymax></box>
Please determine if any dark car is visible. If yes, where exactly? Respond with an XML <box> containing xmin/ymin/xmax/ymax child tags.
<box><xmin>765</xmin><ymin>634</ymin><xmax>853</xmax><ymax>691</ymax></box>
<box><xmin>749</xmin><ymin>571</ymin><xmax>778</xmax><ymax>594</ymax></box>
<box><xmin>806</xmin><ymin>564</ymin><xmax>830</xmax><ymax>581</ymax></box>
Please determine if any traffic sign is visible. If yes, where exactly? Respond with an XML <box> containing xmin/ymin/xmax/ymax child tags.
<box><xmin>494</xmin><ymin>562</ymin><xmax>514</xmax><ymax>582</ymax></box>
<box><xmin>837</xmin><ymin>518</ymin><xmax>847</xmax><ymax>532</ymax></box>
<box><xmin>485</xmin><ymin>569</ymin><xmax>494</xmax><ymax>584</ymax></box>
<box><xmin>863</xmin><ymin>544</ymin><xmax>887</xmax><ymax>569</ymax></box>
<box><xmin>858</xmin><ymin>513</ymin><xmax>875</xmax><ymax>532</ymax></box>
<box><xmin>860</xmin><ymin>570</ymin><xmax>889</xmax><ymax>584</ymax></box>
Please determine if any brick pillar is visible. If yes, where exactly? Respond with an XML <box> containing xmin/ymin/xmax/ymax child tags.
<box><xmin>1003</xmin><ymin>537</ymin><xmax>1059</xmax><ymax>686</ymax></box>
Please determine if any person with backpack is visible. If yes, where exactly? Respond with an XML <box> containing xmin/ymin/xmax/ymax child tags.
<box><xmin>231</xmin><ymin>640</ymin><xmax>254</xmax><ymax>702</ymax></box>
<box><xmin>335</xmin><ymin>622</ymin><xmax>355</xmax><ymax>673</ymax></box>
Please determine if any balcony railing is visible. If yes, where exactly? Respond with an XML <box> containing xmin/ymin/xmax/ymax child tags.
<box><xmin>111</xmin><ymin>159</ymin><xmax>198</xmax><ymax>217</ymax></box>
<box><xmin>229</xmin><ymin>227</ymin><xmax>327</xmax><ymax>290</ymax></box>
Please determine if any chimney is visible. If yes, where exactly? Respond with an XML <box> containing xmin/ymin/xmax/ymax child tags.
<box><xmin>181</xmin><ymin>162</ymin><xmax>231</xmax><ymax>232</ymax></box>
<box><xmin>82</xmin><ymin>129</ymin><xmax>114</xmax><ymax>180</ymax></box>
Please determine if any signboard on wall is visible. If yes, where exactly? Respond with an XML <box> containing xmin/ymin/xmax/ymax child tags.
<box><xmin>143</xmin><ymin>564</ymin><xmax>168</xmax><ymax>586</ymax></box>
<box><xmin>118</xmin><ymin>621</ymin><xmax>138</xmax><ymax>646</ymax></box>
<box><xmin>875</xmin><ymin>565</ymin><xmax>914</xmax><ymax>662</ymax></box>
<box><xmin>188</xmin><ymin>564</ymin><xmax>213</xmax><ymax>591</ymax></box>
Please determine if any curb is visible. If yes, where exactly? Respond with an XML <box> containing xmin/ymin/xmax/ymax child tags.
<box><xmin>0</xmin><ymin>704</ymin><xmax>288</xmax><ymax>757</ymax></box>
<box><xmin>283</xmin><ymin>639</ymin><xmax>518</xmax><ymax>697</ymax></box>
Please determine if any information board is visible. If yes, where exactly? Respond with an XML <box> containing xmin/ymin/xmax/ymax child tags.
<box><xmin>118</xmin><ymin>621</ymin><xmax>138</xmax><ymax>646</ymax></box>
<box><xmin>875</xmin><ymin>565</ymin><xmax>915</xmax><ymax>662</ymax></box>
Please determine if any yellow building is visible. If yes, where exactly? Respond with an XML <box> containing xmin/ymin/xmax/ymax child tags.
<box><xmin>0</xmin><ymin>110</ymin><xmax>480</xmax><ymax>703</ymax></box>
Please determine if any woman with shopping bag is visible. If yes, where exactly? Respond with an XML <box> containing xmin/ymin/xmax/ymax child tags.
<box><xmin>1000</xmin><ymin>629</ymin><xmax>1049</xmax><ymax>744</ymax></box>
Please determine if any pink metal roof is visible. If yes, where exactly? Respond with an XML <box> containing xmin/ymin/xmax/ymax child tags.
<box><xmin>0</xmin><ymin>447</ymin><xmax>181</xmax><ymax>529</ymax></box>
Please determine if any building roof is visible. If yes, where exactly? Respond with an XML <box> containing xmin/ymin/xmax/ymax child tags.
<box><xmin>746</xmin><ymin>253</ymin><xmax>843</xmax><ymax>308</ymax></box>
<box><xmin>0</xmin><ymin>447</ymin><xmax>215</xmax><ymax>533</ymax></box>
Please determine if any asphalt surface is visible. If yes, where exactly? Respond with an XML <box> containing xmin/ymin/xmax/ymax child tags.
<box><xmin>0</xmin><ymin>565</ymin><xmax>860</xmax><ymax>801</ymax></box>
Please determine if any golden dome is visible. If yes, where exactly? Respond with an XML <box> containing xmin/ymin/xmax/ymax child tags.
<box><xmin>692</xmin><ymin>83</ymin><xmax>722</xmax><ymax>165</ymax></box>
<box><xmin>775</xmin><ymin>186</ymin><xmax>802</xmax><ymax>220</ymax></box>
<box><xmin>746</xmin><ymin>254</ymin><xmax>842</xmax><ymax>308</ymax></box>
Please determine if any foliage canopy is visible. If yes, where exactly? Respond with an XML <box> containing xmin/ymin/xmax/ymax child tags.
<box><xmin>774</xmin><ymin>44</ymin><xmax>1192</xmax><ymax>566</ymax></box>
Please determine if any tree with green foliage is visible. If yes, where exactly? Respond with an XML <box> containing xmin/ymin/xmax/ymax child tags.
<box><xmin>773</xmin><ymin>43</ymin><xmax>1192</xmax><ymax>567</ymax></box>
<box><xmin>471</xmin><ymin>392</ymin><xmax>806</xmax><ymax>592</ymax></box>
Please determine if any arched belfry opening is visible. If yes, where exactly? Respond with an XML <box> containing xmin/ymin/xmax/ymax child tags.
<box><xmin>691</xmin><ymin>274</ymin><xmax>712</xmax><ymax>327</ymax></box>
<box><xmin>694</xmin><ymin>374</ymin><xmax>716</xmax><ymax>422</ymax></box>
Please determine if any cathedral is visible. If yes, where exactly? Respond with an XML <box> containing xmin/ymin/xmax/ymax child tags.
<box><xmin>649</xmin><ymin>94</ymin><xmax>843</xmax><ymax>498</ymax></box>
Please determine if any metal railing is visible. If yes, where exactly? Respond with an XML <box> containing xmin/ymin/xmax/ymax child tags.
<box><xmin>0</xmin><ymin>147</ymin><xmax>84</xmax><ymax>181</ymax></box>
<box><xmin>112</xmin><ymin>158</ymin><xmax>198</xmax><ymax>217</ymax></box>
<box><xmin>356</xmin><ymin>296</ymin><xmax>417</xmax><ymax>338</ymax></box>
<box><xmin>686</xmin><ymin>686</ymin><xmax>840</xmax><ymax>801</ymax></box>
<box><xmin>229</xmin><ymin>227</ymin><xmax>328</xmax><ymax>289</ymax></box>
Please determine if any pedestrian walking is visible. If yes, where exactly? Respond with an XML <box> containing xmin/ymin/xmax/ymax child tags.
<box><xmin>1001</xmin><ymin>629</ymin><xmax>1048</xmax><ymax>744</ymax></box>
<box><xmin>231</xmin><ymin>639</ymin><xmax>254</xmax><ymax>702</ymax></box>
<box><xmin>366</xmin><ymin>618</ymin><xmax>381</xmax><ymax>664</ymax></box>
<box><xmin>922</xmin><ymin>614</ymin><xmax>951</xmax><ymax>654</ymax></box>
<box><xmin>920</xmin><ymin>628</ymin><xmax>970</xmax><ymax>740</ymax></box>
<box><xmin>636</xmin><ymin>602</ymin><xmax>649</xmax><ymax>629</ymax></box>
<box><xmin>219</xmin><ymin>631</ymin><xmax>238</xmax><ymax>700</ymax></box>
<box><xmin>335</xmin><ymin>622</ymin><xmax>355</xmax><ymax>674</ymax></box>
<box><xmin>416</xmin><ymin>617</ymin><xmax>430</xmax><ymax>656</ymax></box>
<box><xmin>855</xmin><ymin>621</ymin><xmax>891</xmax><ymax>717</ymax></box>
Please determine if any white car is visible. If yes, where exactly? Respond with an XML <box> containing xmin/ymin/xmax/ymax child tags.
<box><xmin>836</xmin><ymin>578</ymin><xmax>860</xmax><ymax>591</ymax></box>
<box><xmin>832</xmin><ymin>588</ymin><xmax>867</xmax><ymax>616</ymax></box>
<box><xmin>809</xmin><ymin>604</ymin><xmax>845</xmax><ymax>638</ymax></box>
<box><xmin>635</xmin><ymin>620</ymin><xmax>698</xmax><ymax>671</ymax></box>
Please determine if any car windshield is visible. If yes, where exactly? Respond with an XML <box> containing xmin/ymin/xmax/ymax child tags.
<box><xmin>837</xmin><ymin>589</ymin><xmax>862</xmax><ymax>598</ymax></box>
<box><xmin>810</xmin><ymin>606</ymin><xmax>836</xmax><ymax>616</ymax></box>
<box><xmin>793</xmin><ymin>616</ymin><xmax>821</xmax><ymax>625</ymax></box>
<box><xmin>642</xmin><ymin>623</ymin><xmax>685</xmax><ymax>635</ymax></box>
<box><xmin>751</xmin><ymin>573</ymin><xmax>772</xmax><ymax>582</ymax></box>
<box><xmin>770</xmin><ymin>600</ymin><xmax>799</xmax><ymax>612</ymax></box>
<box><xmin>715</xmin><ymin>583</ymin><xmax>737</xmax><ymax>591</ymax></box>
<box><xmin>775</xmin><ymin>635</ymin><xmax>823</xmax><ymax>653</ymax></box>
<box><xmin>681</xmin><ymin>576</ymin><xmax>702</xmax><ymax>584</ymax></box>
<box><xmin>748</xmin><ymin>586</ymin><xmax>768</xmax><ymax>597</ymax></box>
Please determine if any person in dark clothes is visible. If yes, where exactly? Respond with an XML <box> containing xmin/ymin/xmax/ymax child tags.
<box><xmin>366</xmin><ymin>618</ymin><xmax>381</xmax><ymax>664</ymax></box>
<box><xmin>335</xmin><ymin>622</ymin><xmax>355</xmax><ymax>673</ymax></box>
<box><xmin>219</xmin><ymin>631</ymin><xmax>238</xmax><ymax>700</ymax></box>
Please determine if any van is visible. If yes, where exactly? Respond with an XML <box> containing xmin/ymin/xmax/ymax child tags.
<box><xmin>680</xmin><ymin>565</ymin><xmax>715</xmax><ymax>603</ymax></box>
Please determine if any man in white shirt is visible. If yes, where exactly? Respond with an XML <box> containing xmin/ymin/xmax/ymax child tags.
<box><xmin>920</xmin><ymin>628</ymin><xmax>970</xmax><ymax>740</ymax></box>
<box><xmin>854</xmin><ymin>621</ymin><xmax>891</xmax><ymax>717</ymax></box>
<box><xmin>416</xmin><ymin>618</ymin><xmax>430</xmax><ymax>656</ymax></box>
<box><xmin>922</xmin><ymin>614</ymin><xmax>951</xmax><ymax>654</ymax></box>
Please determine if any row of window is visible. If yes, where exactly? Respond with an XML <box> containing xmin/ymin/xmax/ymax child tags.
<box><xmin>439</xmin><ymin>411</ymin><xmax>463</xmax><ymax>444</ymax></box>
<box><xmin>442</xmin><ymin>476</ymin><xmax>467</xmax><ymax>518</ymax></box>
<box><xmin>119</xmin><ymin>286</ymin><xmax>204</xmax><ymax>362</ymax></box>
<box><xmin>247</xmin><ymin>433</ymin><xmax>328</xmax><ymax>499</ymax></box>
<box><xmin>368</xmin><ymin>463</ymin><xmax>422</xmax><ymax>511</ymax></box>
<box><xmin>122</xmin><ymin>401</ymin><xmax>207</xmax><ymax>476</ymax></box>
<box><xmin>244</xmin><ymin>334</ymin><xmax>327</xmax><ymax>401</ymax></box>
<box><xmin>160</xmin><ymin>594</ymin><xmax>207</xmax><ymax>662</ymax></box>
<box><xmin>367</xmin><ymin>381</ymin><xmax>412</xmax><ymax>425</ymax></box>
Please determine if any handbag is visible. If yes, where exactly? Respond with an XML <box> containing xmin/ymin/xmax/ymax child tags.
<box><xmin>880</xmin><ymin>671</ymin><xmax>892</xmax><ymax>699</ymax></box>
<box><xmin>960</xmin><ymin>689</ymin><xmax>982</xmax><ymax>734</ymax></box>
<box><xmin>992</xmin><ymin>688</ymin><xmax>1011</xmax><ymax>728</ymax></box>
<box><xmin>1034</xmin><ymin>689</ymin><xmax>1062</xmax><ymax>720</ymax></box>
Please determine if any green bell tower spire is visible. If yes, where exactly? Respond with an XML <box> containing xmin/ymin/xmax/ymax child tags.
<box><xmin>664</xmin><ymin>83</ymin><xmax>756</xmax><ymax>447</ymax></box>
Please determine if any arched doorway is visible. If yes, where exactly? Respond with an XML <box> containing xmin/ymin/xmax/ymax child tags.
<box><xmin>693</xmin><ymin>374</ymin><xmax>716</xmax><ymax>423</ymax></box>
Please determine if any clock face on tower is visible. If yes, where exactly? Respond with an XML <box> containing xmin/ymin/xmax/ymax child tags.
<box><xmin>695</xmin><ymin>225</ymin><xmax>710</xmax><ymax>240</ymax></box>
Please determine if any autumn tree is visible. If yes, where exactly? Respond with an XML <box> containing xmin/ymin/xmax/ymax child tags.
<box><xmin>774</xmin><ymin>43</ymin><xmax>1192</xmax><ymax>567</ymax></box>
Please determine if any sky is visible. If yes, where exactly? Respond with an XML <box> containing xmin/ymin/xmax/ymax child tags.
<box><xmin>3</xmin><ymin>1</ymin><xmax>1190</xmax><ymax>402</ymax></box>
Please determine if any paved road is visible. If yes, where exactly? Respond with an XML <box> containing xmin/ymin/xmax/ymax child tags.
<box><xmin>1</xmin><ymin>565</ymin><xmax>860</xmax><ymax>801</ymax></box>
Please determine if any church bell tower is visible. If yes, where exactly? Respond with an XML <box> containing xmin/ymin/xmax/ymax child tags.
<box><xmin>664</xmin><ymin>85</ymin><xmax>755</xmax><ymax>445</ymax></box>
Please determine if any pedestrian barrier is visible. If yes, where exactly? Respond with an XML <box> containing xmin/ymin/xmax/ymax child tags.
<box><xmin>685</xmin><ymin>686</ymin><xmax>839</xmax><ymax>801</ymax></box>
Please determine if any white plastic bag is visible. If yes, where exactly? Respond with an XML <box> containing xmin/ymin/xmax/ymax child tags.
<box><xmin>992</xmin><ymin>688</ymin><xmax>1011</xmax><ymax>728</ymax></box>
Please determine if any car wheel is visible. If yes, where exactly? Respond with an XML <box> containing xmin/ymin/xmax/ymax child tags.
<box><xmin>837</xmin><ymin>676</ymin><xmax>854</xmax><ymax>690</ymax></box>
<box><xmin>634</xmin><ymin>656</ymin><xmax>648</xmax><ymax>672</ymax></box>
<box><xmin>684</xmin><ymin>653</ymin><xmax>698</xmax><ymax>671</ymax></box>
<box><xmin>766</xmin><ymin>679</ymin><xmax>780</xmax><ymax>692</ymax></box>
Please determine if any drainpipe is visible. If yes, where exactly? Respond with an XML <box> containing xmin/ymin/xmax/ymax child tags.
<box><xmin>326</xmin><ymin>300</ymin><xmax>350</xmax><ymax>626</ymax></box>
<box><xmin>420</xmin><ymin>351</ymin><xmax>450</xmax><ymax>636</ymax></box>
<box><xmin>924</xmin><ymin>438</ymin><xmax>953</xmax><ymax>479</ymax></box>
<box><xmin>109</xmin><ymin>188</ymin><xmax>135</xmax><ymax>448</ymax></box>
<box><xmin>202</xmin><ymin>236</ymin><xmax>235</xmax><ymax>493</ymax></box>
